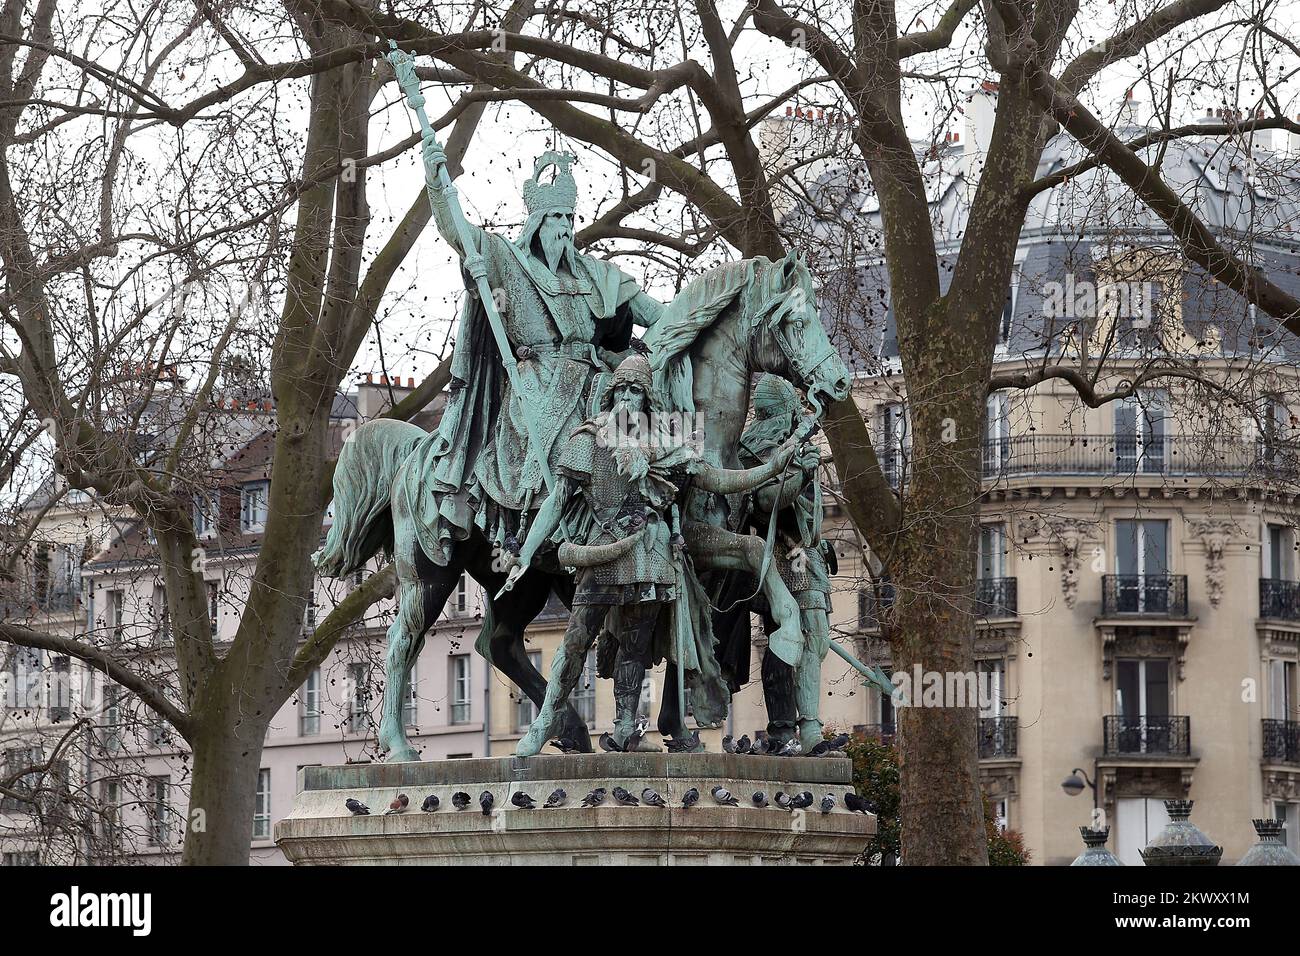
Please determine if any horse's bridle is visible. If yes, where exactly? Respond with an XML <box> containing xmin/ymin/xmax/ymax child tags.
<box><xmin>756</xmin><ymin>280</ymin><xmax>842</xmax><ymax>416</ymax></box>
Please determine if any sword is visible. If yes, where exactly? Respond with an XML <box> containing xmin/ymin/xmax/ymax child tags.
<box><xmin>387</xmin><ymin>42</ymin><xmax>555</xmax><ymax>492</ymax></box>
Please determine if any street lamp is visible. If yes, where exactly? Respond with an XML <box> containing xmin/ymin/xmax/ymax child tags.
<box><xmin>1061</xmin><ymin>767</ymin><xmax>1098</xmax><ymax>809</ymax></box>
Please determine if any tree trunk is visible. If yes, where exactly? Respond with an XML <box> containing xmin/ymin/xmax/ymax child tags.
<box><xmin>181</xmin><ymin>701</ymin><xmax>269</xmax><ymax>866</ymax></box>
<box><xmin>890</xmin><ymin>318</ymin><xmax>990</xmax><ymax>864</ymax></box>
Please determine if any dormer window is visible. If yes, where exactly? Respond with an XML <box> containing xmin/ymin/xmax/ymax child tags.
<box><xmin>193</xmin><ymin>494</ymin><xmax>217</xmax><ymax>539</ymax></box>
<box><xmin>240</xmin><ymin>481</ymin><xmax>269</xmax><ymax>533</ymax></box>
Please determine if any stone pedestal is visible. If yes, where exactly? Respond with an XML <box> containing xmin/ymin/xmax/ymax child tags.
<box><xmin>275</xmin><ymin>753</ymin><xmax>874</xmax><ymax>865</ymax></box>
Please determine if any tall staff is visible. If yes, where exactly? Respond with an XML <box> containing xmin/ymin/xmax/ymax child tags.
<box><xmin>386</xmin><ymin>41</ymin><xmax>555</xmax><ymax>492</ymax></box>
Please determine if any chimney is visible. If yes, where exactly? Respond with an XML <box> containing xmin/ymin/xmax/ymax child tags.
<box><xmin>1116</xmin><ymin>88</ymin><xmax>1140</xmax><ymax>127</ymax></box>
<box><xmin>963</xmin><ymin>82</ymin><xmax>998</xmax><ymax>188</ymax></box>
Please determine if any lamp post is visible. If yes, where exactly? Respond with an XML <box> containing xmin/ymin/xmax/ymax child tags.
<box><xmin>1061</xmin><ymin>767</ymin><xmax>1099</xmax><ymax>810</ymax></box>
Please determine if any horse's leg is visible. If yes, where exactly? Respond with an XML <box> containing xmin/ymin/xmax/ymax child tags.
<box><xmin>378</xmin><ymin>537</ymin><xmax>461</xmax><ymax>762</ymax></box>
<box><xmin>483</xmin><ymin>572</ymin><xmax>593</xmax><ymax>753</ymax></box>
<box><xmin>516</xmin><ymin>600</ymin><xmax>606</xmax><ymax>757</ymax></box>
<box><xmin>684</xmin><ymin>522</ymin><xmax>803</xmax><ymax>668</ymax></box>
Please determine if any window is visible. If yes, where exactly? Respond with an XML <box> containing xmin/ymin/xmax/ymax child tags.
<box><xmin>1</xmin><ymin>852</ymin><xmax>39</xmax><ymax>866</ymax></box>
<box><xmin>103</xmin><ymin>683</ymin><xmax>121</xmax><ymax>752</ymax></box>
<box><xmin>573</xmin><ymin>648</ymin><xmax>596</xmax><ymax>725</ymax></box>
<box><xmin>1115</xmin><ymin>798</ymin><xmax>1172</xmax><ymax>866</ymax></box>
<box><xmin>193</xmin><ymin>493</ymin><xmax>217</xmax><ymax>538</ymax></box>
<box><xmin>1114</xmin><ymin>658</ymin><xmax>1171</xmax><ymax>752</ymax></box>
<box><xmin>977</xmin><ymin>659</ymin><xmax>1005</xmax><ymax>718</ymax></box>
<box><xmin>7</xmin><ymin>647</ymin><xmax>42</xmax><ymax>712</ymax></box>
<box><xmin>102</xmin><ymin>780</ymin><xmax>121</xmax><ymax>847</ymax></box>
<box><xmin>50</xmin><ymin>656</ymin><xmax>71</xmax><ymax>722</ymax></box>
<box><xmin>1</xmin><ymin>747</ymin><xmax>39</xmax><ymax>811</ymax></box>
<box><xmin>1266</xmin><ymin>524</ymin><xmax>1296</xmax><ymax>582</ymax></box>
<box><xmin>877</xmin><ymin>402</ymin><xmax>910</xmax><ymax>487</ymax></box>
<box><xmin>240</xmin><ymin>481</ymin><xmax>269</xmax><ymax>532</ymax></box>
<box><xmin>453</xmin><ymin>574</ymin><xmax>469</xmax><ymax>615</ymax></box>
<box><xmin>104</xmin><ymin>589</ymin><xmax>124</xmax><ymax>641</ymax></box>
<box><xmin>450</xmin><ymin>655</ymin><xmax>471</xmax><ymax>724</ymax></box>
<box><xmin>253</xmin><ymin>769</ymin><xmax>271</xmax><ymax>840</ymax></box>
<box><xmin>347</xmin><ymin>662</ymin><xmax>371</xmax><ymax>734</ymax></box>
<box><xmin>516</xmin><ymin>652</ymin><xmax>542</xmax><ymax>731</ymax></box>
<box><xmin>304</xmin><ymin>587</ymin><xmax>318</xmax><ymax>629</ymax></box>
<box><xmin>207</xmin><ymin>581</ymin><xmax>220</xmax><ymax>637</ymax></box>
<box><xmin>1114</xmin><ymin>391</ymin><xmax>1167</xmax><ymax>473</ymax></box>
<box><xmin>978</xmin><ymin>524</ymin><xmax>1006</xmax><ymax>580</ymax></box>
<box><xmin>403</xmin><ymin>663</ymin><xmax>418</xmax><ymax>727</ymax></box>
<box><xmin>152</xmin><ymin>583</ymin><xmax>169</xmax><ymax>644</ymax></box>
<box><xmin>1269</xmin><ymin>659</ymin><xmax>1297</xmax><ymax>721</ymax></box>
<box><xmin>147</xmin><ymin>776</ymin><xmax>170</xmax><ymax>847</ymax></box>
<box><xmin>983</xmin><ymin>392</ymin><xmax>1011</xmax><ymax>474</ymax></box>
<box><xmin>300</xmin><ymin>668</ymin><xmax>321</xmax><ymax>736</ymax></box>
<box><xmin>991</xmin><ymin>798</ymin><xmax>1009</xmax><ymax>833</ymax></box>
<box><xmin>1115</xmin><ymin>519</ymin><xmax>1170</xmax><ymax>612</ymax></box>
<box><xmin>1275</xmin><ymin>802</ymin><xmax>1300</xmax><ymax>857</ymax></box>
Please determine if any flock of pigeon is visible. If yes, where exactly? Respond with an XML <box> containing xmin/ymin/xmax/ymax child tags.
<box><xmin>341</xmin><ymin>734</ymin><xmax>870</xmax><ymax>818</ymax></box>
<box><xmin>345</xmin><ymin>787</ymin><xmax>877</xmax><ymax>816</ymax></box>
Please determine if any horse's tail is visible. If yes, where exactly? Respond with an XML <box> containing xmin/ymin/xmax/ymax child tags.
<box><xmin>313</xmin><ymin>418</ymin><xmax>427</xmax><ymax>578</ymax></box>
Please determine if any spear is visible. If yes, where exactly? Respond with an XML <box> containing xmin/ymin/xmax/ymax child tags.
<box><xmin>385</xmin><ymin>41</ymin><xmax>554</xmax><ymax>492</ymax></box>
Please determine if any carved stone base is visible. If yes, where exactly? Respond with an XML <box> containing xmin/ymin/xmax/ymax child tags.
<box><xmin>274</xmin><ymin>753</ymin><xmax>874</xmax><ymax>865</ymax></box>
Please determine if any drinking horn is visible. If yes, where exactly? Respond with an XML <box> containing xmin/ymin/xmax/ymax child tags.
<box><xmin>558</xmin><ymin>528</ymin><xmax>647</xmax><ymax>567</ymax></box>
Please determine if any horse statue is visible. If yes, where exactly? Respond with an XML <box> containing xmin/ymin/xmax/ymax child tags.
<box><xmin>314</xmin><ymin>249</ymin><xmax>850</xmax><ymax>762</ymax></box>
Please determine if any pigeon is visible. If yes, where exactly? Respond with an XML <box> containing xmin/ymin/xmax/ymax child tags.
<box><xmin>734</xmin><ymin>734</ymin><xmax>752</xmax><ymax>755</ymax></box>
<box><xmin>749</xmin><ymin>735</ymin><xmax>769</xmax><ymax>756</ymax></box>
<box><xmin>776</xmin><ymin>737</ymin><xmax>803</xmax><ymax>757</ymax></box>
<box><xmin>681</xmin><ymin>787</ymin><xmax>700</xmax><ymax>808</ymax></box>
<box><xmin>710</xmin><ymin>785</ymin><xmax>739</xmax><ymax>807</ymax></box>
<box><xmin>543</xmin><ymin>788</ymin><xmax>568</xmax><ymax>809</ymax></box>
<box><xmin>623</xmin><ymin>715</ymin><xmax>650</xmax><ymax>754</ymax></box>
<box><xmin>611</xmin><ymin>786</ymin><xmax>639</xmax><ymax>806</ymax></box>
<box><xmin>844</xmin><ymin>792</ymin><xmax>877</xmax><ymax>815</ymax></box>
<box><xmin>345</xmin><ymin>798</ymin><xmax>370</xmax><ymax>816</ymax></box>
<box><xmin>479</xmin><ymin>791</ymin><xmax>494</xmax><ymax>816</ymax></box>
<box><xmin>451</xmin><ymin>791</ymin><xmax>471</xmax><ymax>811</ymax></box>
<box><xmin>775</xmin><ymin>791</ymin><xmax>793</xmax><ymax>810</ymax></box>
<box><xmin>549</xmin><ymin>738</ymin><xmax>582</xmax><ymax>754</ymax></box>
<box><xmin>581</xmin><ymin>788</ymin><xmax>607</xmax><ymax>808</ymax></box>
<box><xmin>752</xmin><ymin>791</ymin><xmax>768</xmax><ymax>808</ymax></box>
<box><xmin>511</xmin><ymin>791</ymin><xmax>537</xmax><ymax>810</ymax></box>
<box><xmin>384</xmin><ymin>793</ymin><xmax>410</xmax><ymax>815</ymax></box>
<box><xmin>721</xmin><ymin>734</ymin><xmax>735</xmax><ymax>754</ymax></box>
<box><xmin>420</xmin><ymin>794</ymin><xmax>440</xmax><ymax>812</ymax></box>
<box><xmin>808</xmin><ymin>733</ymin><xmax>851</xmax><ymax>757</ymax></box>
<box><xmin>819</xmin><ymin>794</ymin><xmax>836</xmax><ymax>815</ymax></box>
<box><xmin>791</xmin><ymin>791</ymin><xmax>814</xmax><ymax>810</ymax></box>
<box><xmin>641</xmin><ymin>787</ymin><xmax>667</xmax><ymax>808</ymax></box>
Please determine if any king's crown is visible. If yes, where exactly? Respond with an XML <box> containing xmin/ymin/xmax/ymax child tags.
<box><xmin>523</xmin><ymin>151</ymin><xmax>578</xmax><ymax>217</ymax></box>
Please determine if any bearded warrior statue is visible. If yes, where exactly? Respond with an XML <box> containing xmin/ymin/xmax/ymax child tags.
<box><xmin>508</xmin><ymin>356</ymin><xmax>802</xmax><ymax>756</ymax></box>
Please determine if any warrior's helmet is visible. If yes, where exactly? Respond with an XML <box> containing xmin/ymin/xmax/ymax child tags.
<box><xmin>600</xmin><ymin>353</ymin><xmax>659</xmax><ymax>413</ymax></box>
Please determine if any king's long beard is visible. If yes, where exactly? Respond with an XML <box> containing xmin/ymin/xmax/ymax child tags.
<box><xmin>540</xmin><ymin>231</ymin><xmax>572</xmax><ymax>273</ymax></box>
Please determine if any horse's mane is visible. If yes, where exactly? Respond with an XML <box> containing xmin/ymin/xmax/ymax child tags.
<box><xmin>644</xmin><ymin>258</ymin><xmax>770</xmax><ymax>413</ymax></box>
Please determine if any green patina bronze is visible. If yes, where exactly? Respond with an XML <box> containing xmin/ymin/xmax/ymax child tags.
<box><xmin>312</xmin><ymin>46</ymin><xmax>875</xmax><ymax>764</ymax></box>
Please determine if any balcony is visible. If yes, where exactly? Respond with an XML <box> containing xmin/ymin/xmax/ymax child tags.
<box><xmin>981</xmin><ymin>434</ymin><xmax>1296</xmax><ymax>481</ymax></box>
<box><xmin>1262</xmin><ymin>719</ymin><xmax>1300</xmax><ymax>764</ymax></box>
<box><xmin>1259</xmin><ymin>578</ymin><xmax>1300</xmax><ymax>621</ymax></box>
<box><xmin>1101</xmin><ymin>574</ymin><xmax>1188</xmax><ymax>617</ymax></box>
<box><xmin>976</xmin><ymin>577</ymin><xmax>1017</xmax><ymax>618</ymax></box>
<box><xmin>1103</xmin><ymin>715</ymin><xmax>1191</xmax><ymax>756</ymax></box>
<box><xmin>978</xmin><ymin>716</ymin><xmax>1017</xmax><ymax>758</ymax></box>
<box><xmin>857</xmin><ymin>582</ymin><xmax>896</xmax><ymax>631</ymax></box>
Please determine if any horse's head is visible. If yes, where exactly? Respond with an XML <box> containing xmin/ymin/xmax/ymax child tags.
<box><xmin>752</xmin><ymin>251</ymin><xmax>851</xmax><ymax>414</ymax></box>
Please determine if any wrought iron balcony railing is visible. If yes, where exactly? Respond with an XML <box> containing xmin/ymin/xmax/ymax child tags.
<box><xmin>857</xmin><ymin>582</ymin><xmax>896</xmax><ymax>630</ymax></box>
<box><xmin>976</xmin><ymin>577</ymin><xmax>1017</xmax><ymax>618</ymax></box>
<box><xmin>1262</xmin><ymin>718</ymin><xmax>1300</xmax><ymax>764</ymax></box>
<box><xmin>1259</xmin><ymin>578</ymin><xmax>1300</xmax><ymax>621</ymax></box>
<box><xmin>1102</xmin><ymin>715</ymin><xmax>1191</xmax><ymax>756</ymax></box>
<box><xmin>978</xmin><ymin>716</ymin><xmax>1018</xmax><ymax>758</ymax></box>
<box><xmin>1101</xmin><ymin>574</ymin><xmax>1188</xmax><ymax>617</ymax></box>
<box><xmin>880</xmin><ymin>434</ymin><xmax>1300</xmax><ymax>485</ymax></box>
